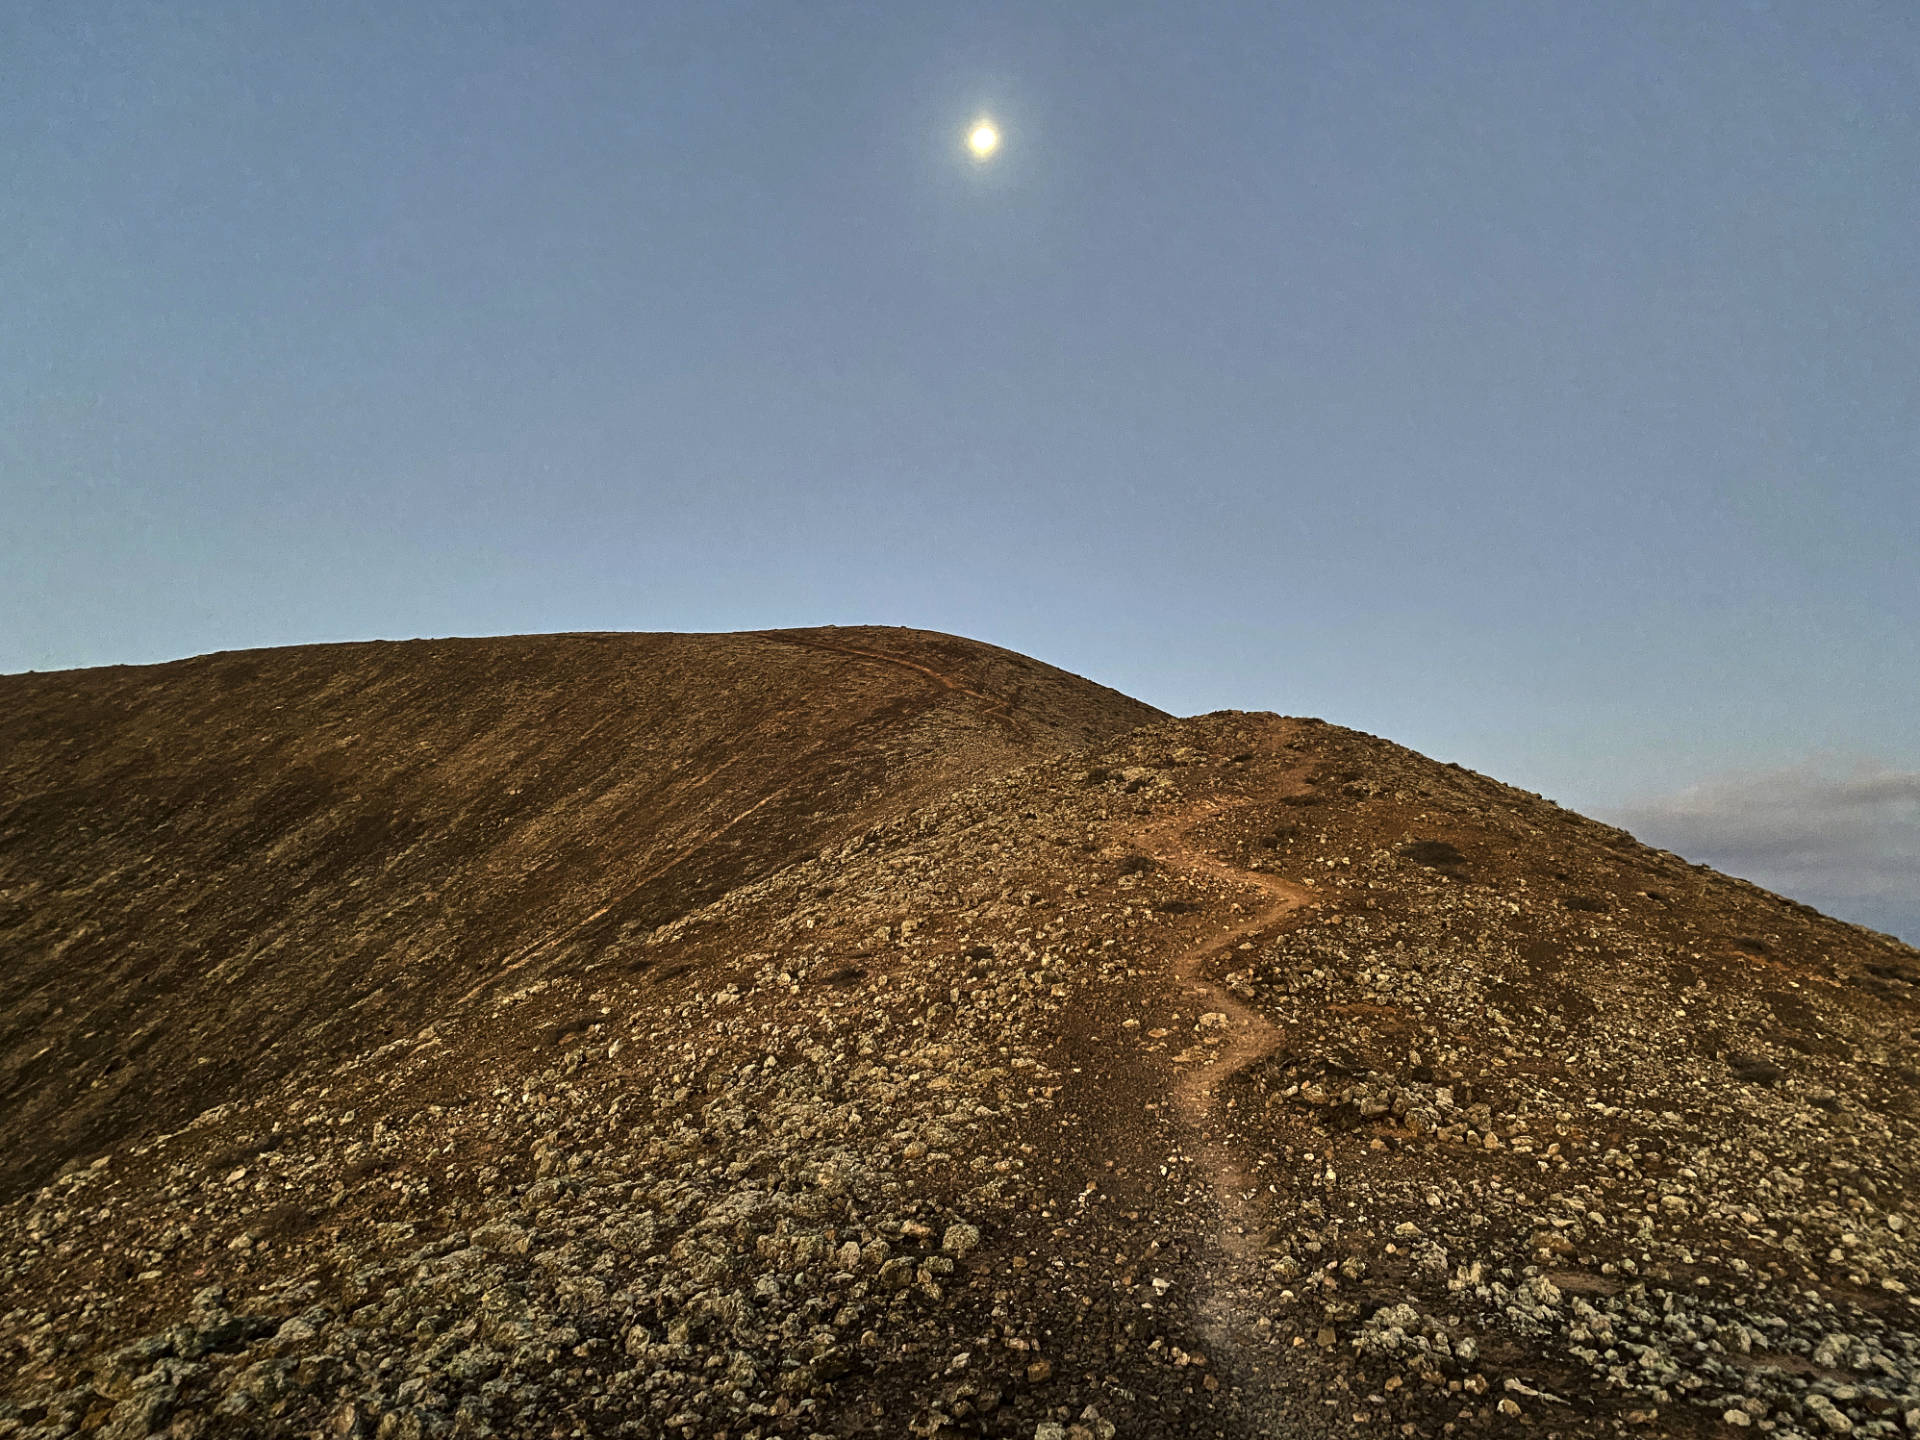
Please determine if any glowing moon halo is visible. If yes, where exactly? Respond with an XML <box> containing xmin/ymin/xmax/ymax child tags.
<box><xmin>967</xmin><ymin>119</ymin><xmax>1000</xmax><ymax>160</ymax></box>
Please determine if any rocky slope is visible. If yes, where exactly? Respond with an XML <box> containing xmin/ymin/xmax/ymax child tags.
<box><xmin>1</xmin><ymin>634</ymin><xmax>1916</xmax><ymax>1440</ymax></box>
<box><xmin>0</xmin><ymin>627</ymin><xmax>1160</xmax><ymax>1203</ymax></box>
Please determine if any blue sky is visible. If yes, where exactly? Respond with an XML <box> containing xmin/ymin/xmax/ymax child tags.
<box><xmin>4</xmin><ymin>3</ymin><xmax>1915</xmax><ymax>936</ymax></box>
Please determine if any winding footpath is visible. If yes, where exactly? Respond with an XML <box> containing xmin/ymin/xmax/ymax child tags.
<box><xmin>1138</xmin><ymin>800</ymin><xmax>1316</xmax><ymax>1424</ymax></box>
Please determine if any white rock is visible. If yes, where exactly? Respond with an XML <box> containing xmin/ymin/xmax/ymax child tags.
<box><xmin>942</xmin><ymin>1222</ymin><xmax>981</xmax><ymax>1257</ymax></box>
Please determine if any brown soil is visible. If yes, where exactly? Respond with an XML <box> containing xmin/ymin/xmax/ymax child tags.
<box><xmin>0</xmin><ymin>627</ymin><xmax>1160</xmax><ymax>1203</ymax></box>
<box><xmin>0</xmin><ymin>635</ymin><xmax>1915</xmax><ymax>1440</ymax></box>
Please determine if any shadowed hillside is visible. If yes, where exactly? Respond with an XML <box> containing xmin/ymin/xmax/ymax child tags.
<box><xmin>0</xmin><ymin>635</ymin><xmax>1915</xmax><ymax>1440</ymax></box>
<box><xmin>0</xmin><ymin>628</ymin><xmax>1162</xmax><ymax>1201</ymax></box>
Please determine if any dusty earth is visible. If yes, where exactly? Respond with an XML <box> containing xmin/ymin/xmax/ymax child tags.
<box><xmin>0</xmin><ymin>628</ymin><xmax>1915</xmax><ymax>1440</ymax></box>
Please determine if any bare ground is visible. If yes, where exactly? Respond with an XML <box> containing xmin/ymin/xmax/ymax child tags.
<box><xmin>0</xmin><ymin>634</ymin><xmax>1915</xmax><ymax>1440</ymax></box>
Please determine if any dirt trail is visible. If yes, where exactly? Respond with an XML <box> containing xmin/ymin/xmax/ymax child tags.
<box><xmin>768</xmin><ymin>634</ymin><xmax>1016</xmax><ymax>719</ymax></box>
<box><xmin>1137</xmin><ymin>800</ymin><xmax>1314</xmax><ymax>1419</ymax></box>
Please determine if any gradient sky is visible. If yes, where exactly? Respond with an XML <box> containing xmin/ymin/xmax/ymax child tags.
<box><xmin>5</xmin><ymin>3</ymin><xmax>1917</xmax><ymax>936</ymax></box>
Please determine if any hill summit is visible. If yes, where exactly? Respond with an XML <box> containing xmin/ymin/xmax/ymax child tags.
<box><xmin>0</xmin><ymin>628</ymin><xmax>1915</xmax><ymax>1439</ymax></box>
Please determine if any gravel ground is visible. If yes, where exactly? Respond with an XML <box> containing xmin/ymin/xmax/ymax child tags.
<box><xmin>2</xmin><ymin>697</ymin><xmax>1915</xmax><ymax>1439</ymax></box>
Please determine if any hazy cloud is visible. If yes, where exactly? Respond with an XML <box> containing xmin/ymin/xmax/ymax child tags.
<box><xmin>1605</xmin><ymin>761</ymin><xmax>1920</xmax><ymax>943</ymax></box>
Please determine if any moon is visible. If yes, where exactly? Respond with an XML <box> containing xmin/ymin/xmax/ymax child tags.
<box><xmin>967</xmin><ymin>119</ymin><xmax>1000</xmax><ymax>160</ymax></box>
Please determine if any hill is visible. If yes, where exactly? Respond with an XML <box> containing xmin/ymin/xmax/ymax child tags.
<box><xmin>0</xmin><ymin>627</ymin><xmax>1161</xmax><ymax>1202</ymax></box>
<box><xmin>0</xmin><ymin>632</ymin><xmax>1915</xmax><ymax>1440</ymax></box>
